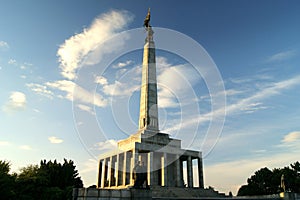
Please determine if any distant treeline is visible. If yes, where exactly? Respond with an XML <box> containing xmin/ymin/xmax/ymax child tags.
<box><xmin>0</xmin><ymin>159</ymin><xmax>83</xmax><ymax>200</ymax></box>
<box><xmin>238</xmin><ymin>161</ymin><xmax>300</xmax><ymax>196</ymax></box>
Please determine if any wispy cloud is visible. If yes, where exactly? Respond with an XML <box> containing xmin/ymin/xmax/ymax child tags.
<box><xmin>27</xmin><ymin>83</ymin><xmax>54</xmax><ymax>99</ymax></box>
<box><xmin>163</xmin><ymin>75</ymin><xmax>300</xmax><ymax>142</ymax></box>
<box><xmin>95</xmin><ymin>139</ymin><xmax>117</xmax><ymax>151</ymax></box>
<box><xmin>19</xmin><ymin>145</ymin><xmax>32</xmax><ymax>150</ymax></box>
<box><xmin>46</xmin><ymin>80</ymin><xmax>107</xmax><ymax>108</ymax></box>
<box><xmin>96</xmin><ymin>65</ymin><xmax>141</xmax><ymax>98</ymax></box>
<box><xmin>80</xmin><ymin>159</ymin><xmax>98</xmax><ymax>174</ymax></box>
<box><xmin>266</xmin><ymin>50</ymin><xmax>296</xmax><ymax>62</ymax></box>
<box><xmin>8</xmin><ymin>59</ymin><xmax>17</xmax><ymax>65</ymax></box>
<box><xmin>240</xmin><ymin>102</ymin><xmax>268</xmax><ymax>114</ymax></box>
<box><xmin>282</xmin><ymin>131</ymin><xmax>300</xmax><ymax>143</ymax></box>
<box><xmin>2</xmin><ymin>91</ymin><xmax>27</xmax><ymax>113</ymax></box>
<box><xmin>48</xmin><ymin>136</ymin><xmax>63</xmax><ymax>144</ymax></box>
<box><xmin>0</xmin><ymin>41</ymin><xmax>9</xmax><ymax>49</ymax></box>
<box><xmin>206</xmin><ymin>147</ymin><xmax>300</xmax><ymax>195</ymax></box>
<box><xmin>57</xmin><ymin>10</ymin><xmax>132</xmax><ymax>80</ymax></box>
<box><xmin>0</xmin><ymin>141</ymin><xmax>11</xmax><ymax>146</ymax></box>
<box><xmin>76</xmin><ymin>104</ymin><xmax>95</xmax><ymax>115</ymax></box>
<box><xmin>112</xmin><ymin>60</ymin><xmax>133</xmax><ymax>68</ymax></box>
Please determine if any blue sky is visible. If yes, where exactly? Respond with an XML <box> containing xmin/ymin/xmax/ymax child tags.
<box><xmin>1</xmin><ymin>0</ymin><xmax>300</xmax><ymax>194</ymax></box>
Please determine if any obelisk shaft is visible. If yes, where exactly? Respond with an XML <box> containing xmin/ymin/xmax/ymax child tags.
<box><xmin>138</xmin><ymin>26</ymin><xmax>159</xmax><ymax>131</ymax></box>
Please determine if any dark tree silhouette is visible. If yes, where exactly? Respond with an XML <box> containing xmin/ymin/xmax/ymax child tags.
<box><xmin>0</xmin><ymin>161</ymin><xmax>16</xmax><ymax>199</ymax></box>
<box><xmin>238</xmin><ymin>161</ymin><xmax>300</xmax><ymax>196</ymax></box>
<box><xmin>12</xmin><ymin>159</ymin><xmax>83</xmax><ymax>200</ymax></box>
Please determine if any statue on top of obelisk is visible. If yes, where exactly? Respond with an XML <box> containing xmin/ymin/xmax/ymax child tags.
<box><xmin>143</xmin><ymin>8</ymin><xmax>154</xmax><ymax>42</ymax></box>
<box><xmin>143</xmin><ymin>8</ymin><xmax>151</xmax><ymax>28</ymax></box>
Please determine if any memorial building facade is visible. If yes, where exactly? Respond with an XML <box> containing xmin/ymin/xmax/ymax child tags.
<box><xmin>97</xmin><ymin>9</ymin><xmax>204</xmax><ymax>189</ymax></box>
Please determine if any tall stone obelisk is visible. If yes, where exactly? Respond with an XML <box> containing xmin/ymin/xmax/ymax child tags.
<box><xmin>138</xmin><ymin>9</ymin><xmax>159</xmax><ymax>131</ymax></box>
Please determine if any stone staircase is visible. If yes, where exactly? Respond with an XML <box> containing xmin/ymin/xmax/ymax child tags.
<box><xmin>152</xmin><ymin>186</ymin><xmax>226</xmax><ymax>199</ymax></box>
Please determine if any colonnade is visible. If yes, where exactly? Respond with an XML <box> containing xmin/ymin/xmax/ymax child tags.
<box><xmin>97</xmin><ymin>150</ymin><xmax>204</xmax><ymax>188</ymax></box>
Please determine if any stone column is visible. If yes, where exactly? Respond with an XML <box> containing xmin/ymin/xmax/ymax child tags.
<box><xmin>197</xmin><ymin>157</ymin><xmax>204</xmax><ymax>188</ymax></box>
<box><xmin>148</xmin><ymin>152</ymin><xmax>154</xmax><ymax>185</ymax></box>
<box><xmin>115</xmin><ymin>154</ymin><xmax>119</xmax><ymax>186</ymax></box>
<box><xmin>130</xmin><ymin>149</ymin><xmax>138</xmax><ymax>185</ymax></box>
<box><xmin>180</xmin><ymin>158</ymin><xmax>184</xmax><ymax>186</ymax></box>
<box><xmin>108</xmin><ymin>157</ymin><xmax>112</xmax><ymax>187</ymax></box>
<box><xmin>175</xmin><ymin>155</ymin><xmax>182</xmax><ymax>187</ymax></box>
<box><xmin>187</xmin><ymin>156</ymin><xmax>193</xmax><ymax>188</ymax></box>
<box><xmin>101</xmin><ymin>159</ymin><xmax>106</xmax><ymax>188</ymax></box>
<box><xmin>98</xmin><ymin>159</ymin><xmax>103</xmax><ymax>188</ymax></box>
<box><xmin>117</xmin><ymin>153</ymin><xmax>124</xmax><ymax>186</ymax></box>
<box><xmin>161</xmin><ymin>153</ymin><xmax>168</xmax><ymax>186</ymax></box>
<box><xmin>122</xmin><ymin>152</ymin><xmax>127</xmax><ymax>186</ymax></box>
<box><xmin>103</xmin><ymin>158</ymin><xmax>109</xmax><ymax>188</ymax></box>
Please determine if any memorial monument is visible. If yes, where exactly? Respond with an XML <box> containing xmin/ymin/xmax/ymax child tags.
<box><xmin>97</xmin><ymin>8</ymin><xmax>204</xmax><ymax>190</ymax></box>
<box><xmin>74</xmin><ymin>9</ymin><xmax>299</xmax><ymax>200</ymax></box>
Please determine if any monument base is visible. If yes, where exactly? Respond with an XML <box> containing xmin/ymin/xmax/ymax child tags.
<box><xmin>72</xmin><ymin>186</ymin><xmax>226</xmax><ymax>200</ymax></box>
<box><xmin>73</xmin><ymin>187</ymin><xmax>152</xmax><ymax>200</ymax></box>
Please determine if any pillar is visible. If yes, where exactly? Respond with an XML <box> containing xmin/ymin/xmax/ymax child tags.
<box><xmin>130</xmin><ymin>149</ymin><xmax>138</xmax><ymax>185</ymax></box>
<box><xmin>161</xmin><ymin>153</ymin><xmax>168</xmax><ymax>186</ymax></box>
<box><xmin>187</xmin><ymin>156</ymin><xmax>193</xmax><ymax>188</ymax></box>
<box><xmin>103</xmin><ymin>158</ymin><xmax>109</xmax><ymax>187</ymax></box>
<box><xmin>180</xmin><ymin>157</ymin><xmax>184</xmax><ymax>186</ymax></box>
<box><xmin>98</xmin><ymin>159</ymin><xmax>103</xmax><ymax>188</ymax></box>
<box><xmin>125</xmin><ymin>151</ymin><xmax>131</xmax><ymax>185</ymax></box>
<box><xmin>117</xmin><ymin>153</ymin><xmax>124</xmax><ymax>186</ymax></box>
<box><xmin>148</xmin><ymin>152</ymin><xmax>154</xmax><ymax>185</ymax></box>
<box><xmin>197</xmin><ymin>157</ymin><xmax>204</xmax><ymax>188</ymax></box>
<box><xmin>153</xmin><ymin>152</ymin><xmax>159</xmax><ymax>185</ymax></box>
<box><xmin>175</xmin><ymin>155</ymin><xmax>182</xmax><ymax>187</ymax></box>
<box><xmin>122</xmin><ymin>152</ymin><xmax>127</xmax><ymax>185</ymax></box>
<box><xmin>108</xmin><ymin>157</ymin><xmax>112</xmax><ymax>187</ymax></box>
<box><xmin>115</xmin><ymin>154</ymin><xmax>119</xmax><ymax>186</ymax></box>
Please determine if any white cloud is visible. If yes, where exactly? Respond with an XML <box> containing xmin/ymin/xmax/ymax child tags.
<box><xmin>267</xmin><ymin>50</ymin><xmax>296</xmax><ymax>62</ymax></box>
<box><xmin>96</xmin><ymin>139</ymin><xmax>117</xmax><ymax>151</ymax></box>
<box><xmin>282</xmin><ymin>131</ymin><xmax>300</xmax><ymax>143</ymax></box>
<box><xmin>95</xmin><ymin>76</ymin><xmax>108</xmax><ymax>85</ymax></box>
<box><xmin>240</xmin><ymin>102</ymin><xmax>268</xmax><ymax>114</ymax></box>
<box><xmin>163</xmin><ymin>75</ymin><xmax>300</xmax><ymax>137</ymax></box>
<box><xmin>112</xmin><ymin>60</ymin><xmax>133</xmax><ymax>68</ymax></box>
<box><xmin>8</xmin><ymin>59</ymin><xmax>17</xmax><ymax>65</ymax></box>
<box><xmin>19</xmin><ymin>145</ymin><xmax>32</xmax><ymax>150</ymax></box>
<box><xmin>0</xmin><ymin>141</ymin><xmax>11</xmax><ymax>146</ymax></box>
<box><xmin>46</xmin><ymin>80</ymin><xmax>107</xmax><ymax>108</ymax></box>
<box><xmin>27</xmin><ymin>83</ymin><xmax>54</xmax><ymax>99</ymax></box>
<box><xmin>80</xmin><ymin>159</ymin><xmax>98</xmax><ymax>174</ymax></box>
<box><xmin>48</xmin><ymin>136</ymin><xmax>63</xmax><ymax>144</ymax></box>
<box><xmin>33</xmin><ymin>108</ymin><xmax>41</xmax><ymax>113</ymax></box>
<box><xmin>156</xmin><ymin>57</ymin><xmax>201</xmax><ymax>108</ymax></box>
<box><xmin>2</xmin><ymin>91</ymin><xmax>27</xmax><ymax>112</ymax></box>
<box><xmin>219</xmin><ymin>75</ymin><xmax>300</xmax><ymax>116</ymax></box>
<box><xmin>57</xmin><ymin>10</ymin><xmax>132</xmax><ymax>80</ymax></box>
<box><xmin>102</xmin><ymin>80</ymin><xmax>139</xmax><ymax>97</ymax></box>
<box><xmin>77</xmin><ymin>104</ymin><xmax>95</xmax><ymax>115</ymax></box>
<box><xmin>0</xmin><ymin>41</ymin><xmax>9</xmax><ymax>49</ymax></box>
<box><xmin>205</xmin><ymin>147</ymin><xmax>300</xmax><ymax>195</ymax></box>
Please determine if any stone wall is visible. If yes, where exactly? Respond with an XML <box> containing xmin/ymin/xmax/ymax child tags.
<box><xmin>73</xmin><ymin>188</ymin><xmax>152</xmax><ymax>200</ymax></box>
<box><xmin>73</xmin><ymin>188</ymin><xmax>299</xmax><ymax>200</ymax></box>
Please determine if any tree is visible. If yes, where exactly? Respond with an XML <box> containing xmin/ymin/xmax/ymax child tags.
<box><xmin>15</xmin><ymin>159</ymin><xmax>83</xmax><ymax>200</ymax></box>
<box><xmin>15</xmin><ymin>164</ymin><xmax>48</xmax><ymax>199</ymax></box>
<box><xmin>237</xmin><ymin>161</ymin><xmax>300</xmax><ymax>196</ymax></box>
<box><xmin>0</xmin><ymin>161</ymin><xmax>16</xmax><ymax>199</ymax></box>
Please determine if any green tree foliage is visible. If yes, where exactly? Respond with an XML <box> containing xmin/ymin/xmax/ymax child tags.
<box><xmin>0</xmin><ymin>161</ymin><xmax>16</xmax><ymax>199</ymax></box>
<box><xmin>237</xmin><ymin>161</ymin><xmax>300</xmax><ymax>196</ymax></box>
<box><xmin>0</xmin><ymin>159</ymin><xmax>83</xmax><ymax>200</ymax></box>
